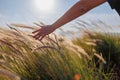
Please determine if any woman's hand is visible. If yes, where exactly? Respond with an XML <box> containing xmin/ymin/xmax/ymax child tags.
<box><xmin>32</xmin><ymin>25</ymin><xmax>56</xmax><ymax>41</ymax></box>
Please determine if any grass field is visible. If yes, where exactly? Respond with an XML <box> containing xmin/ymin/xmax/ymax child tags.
<box><xmin>0</xmin><ymin>22</ymin><xmax>119</xmax><ymax>80</ymax></box>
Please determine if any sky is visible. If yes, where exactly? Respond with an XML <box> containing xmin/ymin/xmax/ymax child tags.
<box><xmin>0</xmin><ymin>0</ymin><xmax>120</xmax><ymax>29</ymax></box>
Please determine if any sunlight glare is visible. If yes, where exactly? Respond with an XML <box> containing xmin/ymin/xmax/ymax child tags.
<box><xmin>34</xmin><ymin>0</ymin><xmax>55</xmax><ymax>12</ymax></box>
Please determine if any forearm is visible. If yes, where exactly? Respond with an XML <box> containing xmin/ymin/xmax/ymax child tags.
<box><xmin>52</xmin><ymin>0</ymin><xmax>106</xmax><ymax>29</ymax></box>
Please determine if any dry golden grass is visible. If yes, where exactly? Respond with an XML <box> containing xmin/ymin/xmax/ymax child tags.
<box><xmin>0</xmin><ymin>21</ymin><xmax>118</xmax><ymax>80</ymax></box>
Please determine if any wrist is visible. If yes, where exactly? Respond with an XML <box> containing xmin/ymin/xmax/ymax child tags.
<box><xmin>51</xmin><ymin>23</ymin><xmax>60</xmax><ymax>30</ymax></box>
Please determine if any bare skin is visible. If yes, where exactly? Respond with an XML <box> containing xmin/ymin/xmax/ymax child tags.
<box><xmin>32</xmin><ymin>0</ymin><xmax>106</xmax><ymax>41</ymax></box>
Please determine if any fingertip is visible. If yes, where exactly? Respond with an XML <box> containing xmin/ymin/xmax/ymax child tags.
<box><xmin>32</xmin><ymin>35</ymin><xmax>36</xmax><ymax>38</ymax></box>
<box><xmin>39</xmin><ymin>36</ymin><xmax>45</xmax><ymax>41</ymax></box>
<box><xmin>32</xmin><ymin>32</ymin><xmax>35</xmax><ymax>33</ymax></box>
<box><xmin>39</xmin><ymin>38</ymin><xmax>42</xmax><ymax>41</ymax></box>
<box><xmin>39</xmin><ymin>37</ymin><xmax>43</xmax><ymax>41</ymax></box>
<box><xmin>32</xmin><ymin>30</ymin><xmax>37</xmax><ymax>33</ymax></box>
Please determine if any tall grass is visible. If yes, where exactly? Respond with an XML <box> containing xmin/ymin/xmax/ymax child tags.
<box><xmin>72</xmin><ymin>25</ymin><xmax>120</xmax><ymax>79</ymax></box>
<box><xmin>0</xmin><ymin>22</ymin><xmax>119</xmax><ymax>80</ymax></box>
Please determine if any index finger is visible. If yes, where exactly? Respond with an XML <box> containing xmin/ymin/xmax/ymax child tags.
<box><xmin>32</xmin><ymin>29</ymin><xmax>41</xmax><ymax>34</ymax></box>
